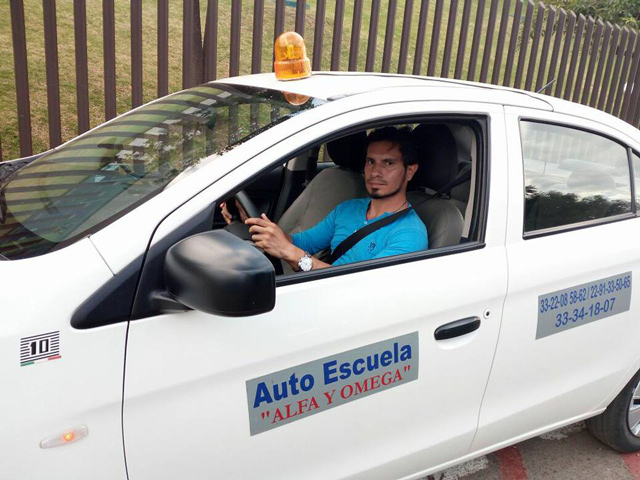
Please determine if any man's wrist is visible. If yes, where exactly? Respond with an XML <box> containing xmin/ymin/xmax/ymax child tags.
<box><xmin>285</xmin><ymin>246</ymin><xmax>305</xmax><ymax>268</ymax></box>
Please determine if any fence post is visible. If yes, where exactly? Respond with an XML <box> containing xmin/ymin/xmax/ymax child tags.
<box><xmin>312</xmin><ymin>0</ymin><xmax>326</xmax><ymax>71</ymax></box>
<box><xmin>131</xmin><ymin>0</ymin><xmax>143</xmax><ymax>107</ymax></box>
<box><xmin>158</xmin><ymin>0</ymin><xmax>170</xmax><ymax>93</ymax></box>
<box><xmin>412</xmin><ymin>0</ymin><xmax>430</xmax><ymax>75</ymax></box>
<box><xmin>427</xmin><ymin>0</ymin><xmax>444</xmax><ymax>77</ymax></box>
<box><xmin>365</xmin><ymin>0</ymin><xmax>381</xmax><ymax>72</ymax></box>
<box><xmin>183</xmin><ymin>0</ymin><xmax>204</xmax><ymax>88</ymax></box>
<box><xmin>10</xmin><ymin>0</ymin><xmax>34</xmax><ymax>157</ymax></box>
<box><xmin>104</xmin><ymin>0</ymin><xmax>117</xmax><ymax>116</ymax></box>
<box><xmin>441</xmin><ymin>0</ymin><xmax>458</xmax><ymax>78</ymax></box>
<box><xmin>43</xmin><ymin>0</ymin><xmax>62</xmax><ymax>148</ymax></box>
<box><xmin>349</xmin><ymin>0</ymin><xmax>364</xmax><ymax>71</ymax></box>
<box><xmin>397</xmin><ymin>0</ymin><xmax>413</xmax><ymax>74</ymax></box>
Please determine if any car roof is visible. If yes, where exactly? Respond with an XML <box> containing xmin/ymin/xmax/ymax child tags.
<box><xmin>222</xmin><ymin>71</ymin><xmax>640</xmax><ymax>142</ymax></box>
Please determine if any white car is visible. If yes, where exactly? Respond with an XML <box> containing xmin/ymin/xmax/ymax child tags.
<box><xmin>2</xmin><ymin>69</ymin><xmax>640</xmax><ymax>480</ymax></box>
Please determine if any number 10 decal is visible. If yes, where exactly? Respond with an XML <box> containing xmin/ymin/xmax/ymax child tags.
<box><xmin>20</xmin><ymin>331</ymin><xmax>61</xmax><ymax>367</ymax></box>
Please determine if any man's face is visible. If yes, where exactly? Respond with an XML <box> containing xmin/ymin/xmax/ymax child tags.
<box><xmin>364</xmin><ymin>140</ymin><xmax>418</xmax><ymax>199</ymax></box>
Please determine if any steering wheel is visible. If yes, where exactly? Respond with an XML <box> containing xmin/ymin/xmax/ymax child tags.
<box><xmin>223</xmin><ymin>190</ymin><xmax>284</xmax><ymax>275</ymax></box>
<box><xmin>234</xmin><ymin>190</ymin><xmax>260</xmax><ymax>219</ymax></box>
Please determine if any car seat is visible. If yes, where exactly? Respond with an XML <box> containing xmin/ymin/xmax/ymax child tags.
<box><xmin>278</xmin><ymin>131</ymin><xmax>369</xmax><ymax>235</ymax></box>
<box><xmin>408</xmin><ymin>124</ymin><xmax>464</xmax><ymax>248</ymax></box>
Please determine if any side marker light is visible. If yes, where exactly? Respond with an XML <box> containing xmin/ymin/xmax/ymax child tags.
<box><xmin>40</xmin><ymin>425</ymin><xmax>88</xmax><ymax>449</ymax></box>
<box><xmin>274</xmin><ymin>32</ymin><xmax>311</xmax><ymax>81</ymax></box>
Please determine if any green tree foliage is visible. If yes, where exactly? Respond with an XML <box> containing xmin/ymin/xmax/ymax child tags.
<box><xmin>546</xmin><ymin>0</ymin><xmax>640</xmax><ymax>29</ymax></box>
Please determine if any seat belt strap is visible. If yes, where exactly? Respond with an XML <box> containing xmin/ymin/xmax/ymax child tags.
<box><xmin>327</xmin><ymin>207</ymin><xmax>413</xmax><ymax>265</ymax></box>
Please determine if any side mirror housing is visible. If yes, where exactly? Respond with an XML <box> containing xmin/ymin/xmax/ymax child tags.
<box><xmin>164</xmin><ymin>230</ymin><xmax>275</xmax><ymax>317</ymax></box>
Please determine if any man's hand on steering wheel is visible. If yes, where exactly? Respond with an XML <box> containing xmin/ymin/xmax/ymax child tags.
<box><xmin>245</xmin><ymin>214</ymin><xmax>301</xmax><ymax>262</ymax></box>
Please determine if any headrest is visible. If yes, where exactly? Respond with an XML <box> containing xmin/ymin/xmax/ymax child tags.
<box><xmin>410</xmin><ymin>124</ymin><xmax>459</xmax><ymax>191</ymax></box>
<box><xmin>326</xmin><ymin>131</ymin><xmax>368</xmax><ymax>172</ymax></box>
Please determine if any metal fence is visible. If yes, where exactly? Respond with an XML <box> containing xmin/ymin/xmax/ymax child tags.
<box><xmin>2</xmin><ymin>0</ymin><xmax>640</xmax><ymax>162</ymax></box>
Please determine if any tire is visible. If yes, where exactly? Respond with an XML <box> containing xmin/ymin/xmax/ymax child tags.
<box><xmin>587</xmin><ymin>367</ymin><xmax>640</xmax><ymax>452</ymax></box>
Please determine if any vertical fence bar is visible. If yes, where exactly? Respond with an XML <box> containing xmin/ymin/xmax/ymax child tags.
<box><xmin>515</xmin><ymin>0</ymin><xmax>534</xmax><ymax>89</ymax></box>
<box><xmin>598</xmin><ymin>26</ymin><xmax>621</xmax><ymax>110</ymax></box>
<box><xmin>572</xmin><ymin>16</ymin><xmax>594</xmax><ymax>103</ymax></box>
<box><xmin>590</xmin><ymin>22</ymin><xmax>612</xmax><ymax>107</ymax></box>
<box><xmin>479</xmin><ymin>0</ymin><xmax>499</xmax><ymax>83</ymax></box>
<box><xmin>331</xmin><ymin>0</ymin><xmax>345</xmax><ymax>71</ymax></box>
<box><xmin>581</xmin><ymin>19</ymin><xmax>603</xmax><ymax>105</ymax></box>
<box><xmin>131</xmin><ymin>0</ymin><xmax>143</xmax><ymax>105</ymax></box>
<box><xmin>563</xmin><ymin>14</ymin><xmax>585</xmax><ymax>100</ymax></box>
<box><xmin>427</xmin><ymin>0</ymin><xmax>445</xmax><ymax>76</ymax></box>
<box><xmin>349</xmin><ymin>0</ymin><xmax>364</xmax><ymax>71</ymax></box>
<box><xmin>203</xmin><ymin>0</ymin><xmax>218</xmax><ymax>81</ymax></box>
<box><xmin>274</xmin><ymin>0</ymin><xmax>285</xmax><ymax>42</ymax></box>
<box><xmin>525</xmin><ymin>2</ymin><xmax>545</xmax><ymax>91</ymax></box>
<box><xmin>312</xmin><ymin>0</ymin><xmax>326</xmax><ymax>70</ymax></box>
<box><xmin>103</xmin><ymin>0</ymin><xmax>117</xmax><ymax>118</ymax></box>
<box><xmin>9</xmin><ymin>0</ymin><xmax>32</xmax><ymax>156</ymax></box>
<box><xmin>157</xmin><ymin>0</ymin><xmax>169</xmax><ymax>94</ymax></box>
<box><xmin>545</xmin><ymin>8</ymin><xmax>564</xmax><ymax>94</ymax></box>
<box><xmin>440</xmin><ymin>0</ymin><xmax>458</xmax><ymax>78</ymax></box>
<box><xmin>455</xmin><ymin>0</ymin><xmax>473</xmax><ymax>79</ymax></box>
<box><xmin>43</xmin><ymin>0</ymin><xmax>61</xmax><ymax>147</ymax></box>
<box><xmin>0</xmin><ymin>138</ymin><xmax>3</xmax><ymax>162</ymax></box>
<box><xmin>503</xmin><ymin>0</ymin><xmax>523</xmax><ymax>87</ymax></box>
<box><xmin>617</xmin><ymin>33</ymin><xmax>640</xmax><ymax>119</ymax></box>
<box><xmin>491</xmin><ymin>0</ymin><xmax>511</xmax><ymax>84</ymax></box>
<box><xmin>607</xmin><ymin>28</ymin><xmax>630</xmax><ymax>113</ymax></box>
<box><xmin>382</xmin><ymin>0</ymin><xmax>398</xmax><ymax>72</ymax></box>
<box><xmin>397</xmin><ymin>0</ymin><xmax>413</xmax><ymax>74</ymax></box>
<box><xmin>535</xmin><ymin>5</ymin><xmax>555</xmax><ymax>92</ymax></box>
<box><xmin>621</xmin><ymin>34</ymin><xmax>640</xmax><ymax>121</ymax></box>
<box><xmin>295</xmin><ymin>0</ymin><xmax>305</xmax><ymax>35</ymax></box>
<box><xmin>183</xmin><ymin>0</ymin><xmax>195</xmax><ymax>87</ymax></box>
<box><xmin>412</xmin><ymin>0</ymin><xmax>430</xmax><ymax>75</ymax></box>
<box><xmin>365</xmin><ymin>0</ymin><xmax>381</xmax><ymax>71</ymax></box>
<box><xmin>631</xmin><ymin>57</ymin><xmax>640</xmax><ymax>125</ymax></box>
<box><xmin>252</xmin><ymin>0</ymin><xmax>265</xmax><ymax>74</ymax></box>
<box><xmin>74</xmin><ymin>0</ymin><xmax>90</xmax><ymax>133</ymax></box>
<box><xmin>229</xmin><ymin>0</ymin><xmax>241</xmax><ymax>77</ymax></box>
<box><xmin>554</xmin><ymin>11</ymin><xmax>576</xmax><ymax>97</ymax></box>
<box><xmin>466</xmin><ymin>0</ymin><xmax>485</xmax><ymax>81</ymax></box>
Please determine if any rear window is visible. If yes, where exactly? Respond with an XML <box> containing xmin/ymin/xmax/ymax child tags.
<box><xmin>521</xmin><ymin>121</ymin><xmax>632</xmax><ymax>234</ymax></box>
<box><xmin>0</xmin><ymin>83</ymin><xmax>323</xmax><ymax>260</ymax></box>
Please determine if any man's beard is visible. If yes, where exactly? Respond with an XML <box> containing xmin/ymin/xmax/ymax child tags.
<box><xmin>368</xmin><ymin>183</ymin><xmax>403</xmax><ymax>199</ymax></box>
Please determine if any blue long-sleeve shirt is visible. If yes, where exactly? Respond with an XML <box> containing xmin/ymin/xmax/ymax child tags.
<box><xmin>292</xmin><ymin>198</ymin><xmax>429</xmax><ymax>266</ymax></box>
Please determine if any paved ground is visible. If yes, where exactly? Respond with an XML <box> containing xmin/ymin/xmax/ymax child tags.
<box><xmin>425</xmin><ymin>422</ymin><xmax>640</xmax><ymax>480</ymax></box>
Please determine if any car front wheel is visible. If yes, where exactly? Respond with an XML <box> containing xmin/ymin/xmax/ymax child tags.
<box><xmin>587</xmin><ymin>367</ymin><xmax>640</xmax><ymax>452</ymax></box>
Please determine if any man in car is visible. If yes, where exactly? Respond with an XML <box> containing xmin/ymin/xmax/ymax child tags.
<box><xmin>244</xmin><ymin>126</ymin><xmax>429</xmax><ymax>271</ymax></box>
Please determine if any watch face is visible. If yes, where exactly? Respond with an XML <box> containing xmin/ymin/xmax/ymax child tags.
<box><xmin>299</xmin><ymin>255</ymin><xmax>313</xmax><ymax>272</ymax></box>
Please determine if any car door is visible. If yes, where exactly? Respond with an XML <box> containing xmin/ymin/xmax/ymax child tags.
<box><xmin>122</xmin><ymin>101</ymin><xmax>509</xmax><ymax>479</ymax></box>
<box><xmin>473</xmin><ymin>107</ymin><xmax>640</xmax><ymax>452</ymax></box>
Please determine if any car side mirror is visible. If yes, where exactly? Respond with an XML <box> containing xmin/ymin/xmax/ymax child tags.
<box><xmin>164</xmin><ymin>230</ymin><xmax>275</xmax><ymax>317</ymax></box>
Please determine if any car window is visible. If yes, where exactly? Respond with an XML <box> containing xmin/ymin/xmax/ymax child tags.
<box><xmin>521</xmin><ymin>121</ymin><xmax>632</xmax><ymax>234</ymax></box>
<box><xmin>0</xmin><ymin>84</ymin><xmax>324</xmax><ymax>260</ymax></box>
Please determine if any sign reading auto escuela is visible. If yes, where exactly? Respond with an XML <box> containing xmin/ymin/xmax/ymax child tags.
<box><xmin>245</xmin><ymin>332</ymin><xmax>419</xmax><ymax>435</ymax></box>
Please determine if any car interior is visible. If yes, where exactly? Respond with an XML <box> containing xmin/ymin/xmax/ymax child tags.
<box><xmin>214</xmin><ymin>119</ymin><xmax>484</xmax><ymax>275</ymax></box>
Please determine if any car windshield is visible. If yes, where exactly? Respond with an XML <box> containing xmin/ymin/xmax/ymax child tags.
<box><xmin>0</xmin><ymin>83</ymin><xmax>324</xmax><ymax>260</ymax></box>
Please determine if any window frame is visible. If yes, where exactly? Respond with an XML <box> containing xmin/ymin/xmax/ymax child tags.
<box><xmin>211</xmin><ymin>113</ymin><xmax>491</xmax><ymax>288</ymax></box>
<box><xmin>519</xmin><ymin>118</ymin><xmax>637</xmax><ymax>240</ymax></box>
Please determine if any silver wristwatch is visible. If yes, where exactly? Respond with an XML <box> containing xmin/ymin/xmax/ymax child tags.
<box><xmin>297</xmin><ymin>253</ymin><xmax>313</xmax><ymax>272</ymax></box>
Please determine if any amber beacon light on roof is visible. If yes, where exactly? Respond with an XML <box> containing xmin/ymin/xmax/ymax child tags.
<box><xmin>274</xmin><ymin>32</ymin><xmax>311</xmax><ymax>81</ymax></box>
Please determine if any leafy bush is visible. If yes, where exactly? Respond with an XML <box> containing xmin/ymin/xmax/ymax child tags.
<box><xmin>546</xmin><ymin>0</ymin><xmax>640</xmax><ymax>29</ymax></box>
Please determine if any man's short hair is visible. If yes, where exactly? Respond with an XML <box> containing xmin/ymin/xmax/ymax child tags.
<box><xmin>367</xmin><ymin>126</ymin><xmax>418</xmax><ymax>166</ymax></box>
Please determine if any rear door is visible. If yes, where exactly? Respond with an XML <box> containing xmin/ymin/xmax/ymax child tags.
<box><xmin>122</xmin><ymin>101</ymin><xmax>510</xmax><ymax>479</ymax></box>
<box><xmin>473</xmin><ymin>108</ymin><xmax>640</xmax><ymax>451</ymax></box>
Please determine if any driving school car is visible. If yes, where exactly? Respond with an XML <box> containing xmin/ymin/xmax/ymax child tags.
<box><xmin>2</xmin><ymin>33</ymin><xmax>640</xmax><ymax>480</ymax></box>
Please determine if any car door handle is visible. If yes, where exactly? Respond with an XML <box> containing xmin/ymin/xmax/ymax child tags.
<box><xmin>434</xmin><ymin>316</ymin><xmax>481</xmax><ymax>340</ymax></box>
